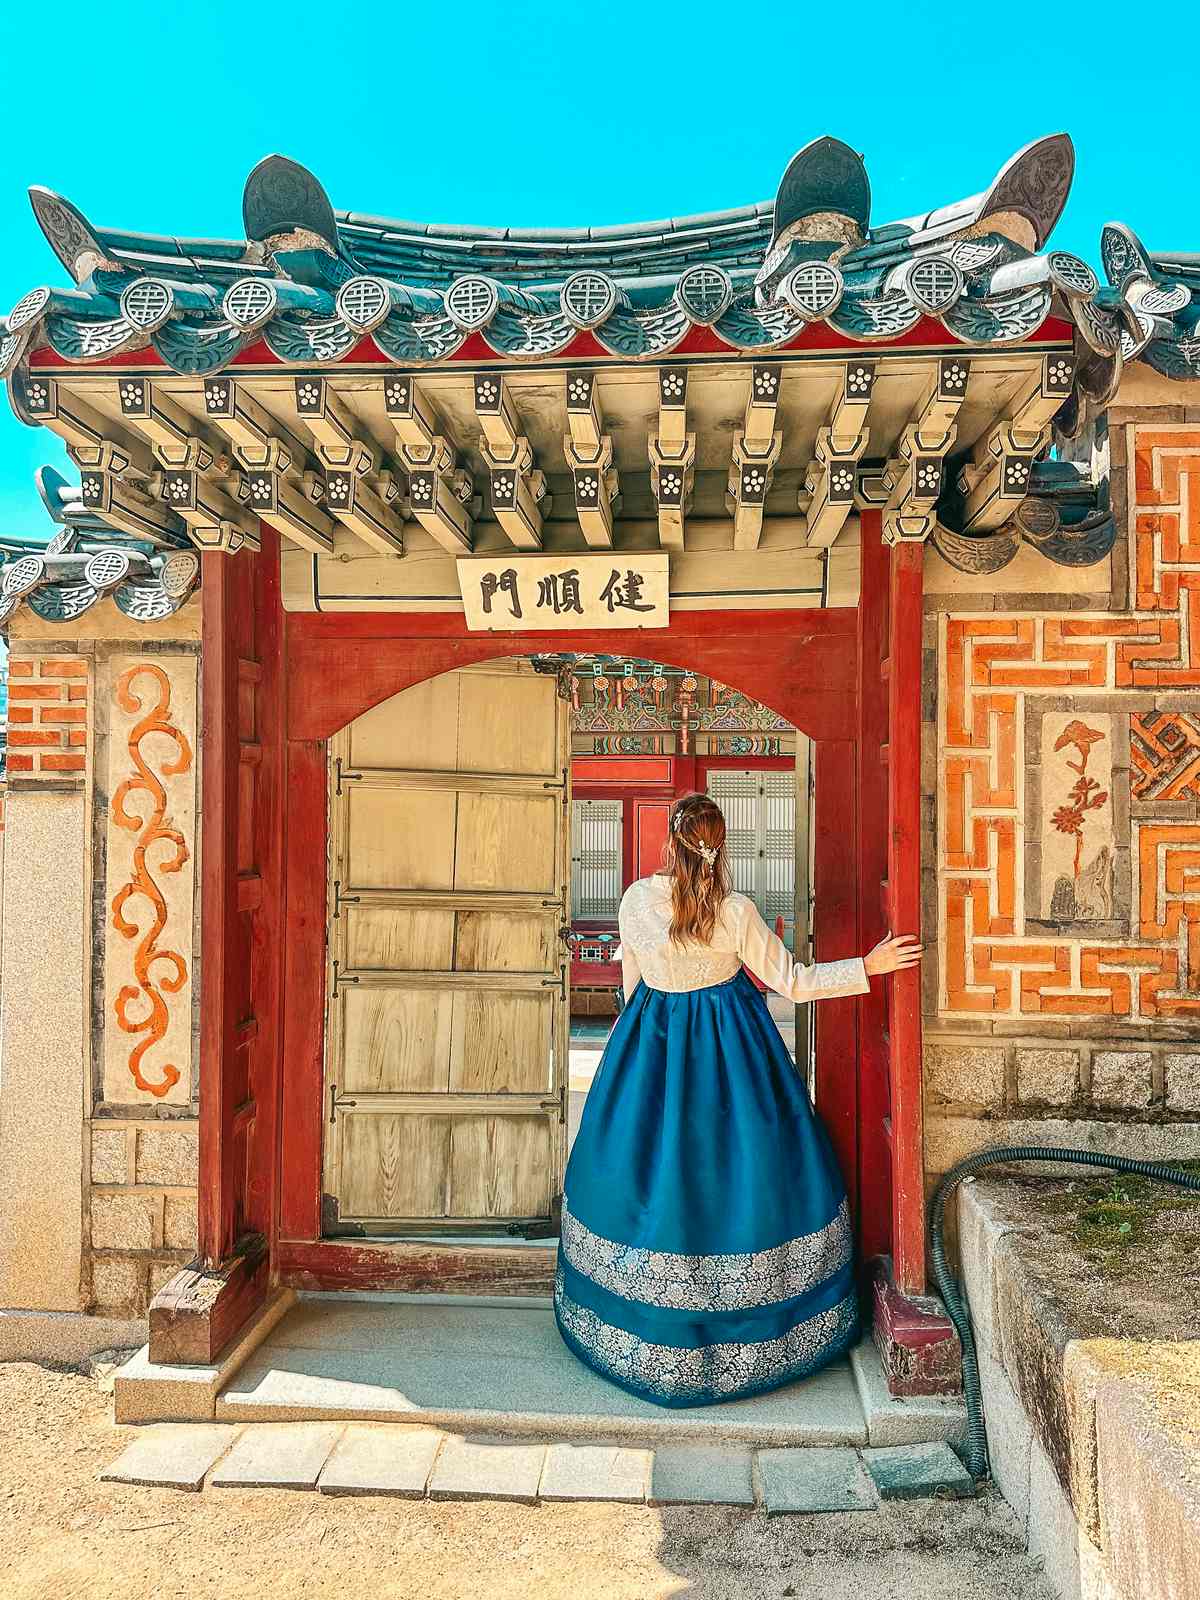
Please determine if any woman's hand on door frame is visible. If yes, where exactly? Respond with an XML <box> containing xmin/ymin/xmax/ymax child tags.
<box><xmin>864</xmin><ymin>931</ymin><xmax>925</xmax><ymax>976</ymax></box>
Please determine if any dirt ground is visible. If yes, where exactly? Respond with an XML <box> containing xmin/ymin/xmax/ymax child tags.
<box><xmin>0</xmin><ymin>1362</ymin><xmax>1055</xmax><ymax>1600</ymax></box>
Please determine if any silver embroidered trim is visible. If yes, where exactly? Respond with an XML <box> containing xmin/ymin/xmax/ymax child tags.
<box><xmin>555</xmin><ymin>1268</ymin><xmax>859</xmax><ymax>1403</ymax></box>
<box><xmin>560</xmin><ymin>1198</ymin><xmax>853</xmax><ymax>1312</ymax></box>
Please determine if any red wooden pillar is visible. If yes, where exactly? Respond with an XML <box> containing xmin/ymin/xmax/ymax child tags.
<box><xmin>150</xmin><ymin>535</ymin><xmax>284</xmax><ymax>1364</ymax></box>
<box><xmin>856</xmin><ymin>512</ymin><xmax>892</xmax><ymax>1261</ymax></box>
<box><xmin>887</xmin><ymin>541</ymin><xmax>927</xmax><ymax>1295</ymax></box>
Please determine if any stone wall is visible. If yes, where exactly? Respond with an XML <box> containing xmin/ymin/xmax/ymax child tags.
<box><xmin>0</xmin><ymin>602</ymin><xmax>201</xmax><ymax>1334</ymax></box>
<box><xmin>922</xmin><ymin>414</ymin><xmax>1200</xmax><ymax>1199</ymax></box>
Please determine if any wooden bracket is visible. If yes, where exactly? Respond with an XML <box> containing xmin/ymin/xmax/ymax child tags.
<box><xmin>383</xmin><ymin>374</ymin><xmax>473</xmax><ymax>552</ymax></box>
<box><xmin>649</xmin><ymin>366</ymin><xmax>694</xmax><ymax>550</ymax></box>
<box><xmin>881</xmin><ymin>358</ymin><xmax>970</xmax><ymax>546</ymax></box>
<box><xmin>956</xmin><ymin>353</ymin><xmax>1074</xmax><ymax>533</ymax></box>
<box><xmin>475</xmin><ymin>374</ymin><xmax>546</xmax><ymax>549</ymax></box>
<box><xmin>727</xmin><ymin>430</ymin><xmax>781</xmax><ymax>551</ymax></box>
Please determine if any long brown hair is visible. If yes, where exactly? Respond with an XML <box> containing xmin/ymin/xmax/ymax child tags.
<box><xmin>663</xmin><ymin>793</ymin><xmax>731</xmax><ymax>945</ymax></box>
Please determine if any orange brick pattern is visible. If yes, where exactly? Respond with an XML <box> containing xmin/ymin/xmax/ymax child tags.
<box><xmin>7</xmin><ymin>657</ymin><xmax>89</xmax><ymax>779</ymax></box>
<box><xmin>938</xmin><ymin>429</ymin><xmax>1200</xmax><ymax>1021</ymax></box>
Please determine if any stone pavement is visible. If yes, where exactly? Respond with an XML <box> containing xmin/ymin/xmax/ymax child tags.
<box><xmin>102</xmin><ymin>1420</ymin><xmax>973</xmax><ymax>1511</ymax></box>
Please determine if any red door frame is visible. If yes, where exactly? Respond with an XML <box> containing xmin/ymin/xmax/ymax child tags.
<box><xmin>193</xmin><ymin>526</ymin><xmax>929</xmax><ymax>1329</ymax></box>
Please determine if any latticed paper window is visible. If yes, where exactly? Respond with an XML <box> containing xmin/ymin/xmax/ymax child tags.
<box><xmin>570</xmin><ymin>799</ymin><xmax>623</xmax><ymax>919</ymax></box>
<box><xmin>705</xmin><ymin>769</ymin><xmax>797</xmax><ymax>938</ymax></box>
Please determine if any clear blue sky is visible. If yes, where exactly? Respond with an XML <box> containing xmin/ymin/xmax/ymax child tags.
<box><xmin>1</xmin><ymin>1</ymin><xmax>1196</xmax><ymax>541</ymax></box>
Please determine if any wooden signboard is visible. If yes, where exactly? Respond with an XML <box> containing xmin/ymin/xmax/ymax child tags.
<box><xmin>456</xmin><ymin>554</ymin><xmax>669</xmax><ymax>631</ymax></box>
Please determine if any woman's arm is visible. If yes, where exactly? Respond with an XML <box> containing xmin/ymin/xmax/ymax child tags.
<box><xmin>737</xmin><ymin>901</ymin><xmax>923</xmax><ymax>1002</ymax></box>
<box><xmin>616</xmin><ymin>891</ymin><xmax>643</xmax><ymax>998</ymax></box>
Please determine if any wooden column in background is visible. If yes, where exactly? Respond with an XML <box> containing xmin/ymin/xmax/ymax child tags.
<box><xmin>887</xmin><ymin>539</ymin><xmax>927</xmax><ymax>1294</ymax></box>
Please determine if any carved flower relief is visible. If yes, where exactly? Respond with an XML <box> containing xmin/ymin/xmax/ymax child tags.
<box><xmin>1046</xmin><ymin>717</ymin><xmax>1113</xmax><ymax>922</ymax></box>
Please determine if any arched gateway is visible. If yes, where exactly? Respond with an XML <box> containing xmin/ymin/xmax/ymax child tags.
<box><xmin>0</xmin><ymin>131</ymin><xmax>1134</xmax><ymax>1396</ymax></box>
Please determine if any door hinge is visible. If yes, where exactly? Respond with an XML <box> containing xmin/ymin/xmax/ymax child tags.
<box><xmin>329</xmin><ymin>1083</ymin><xmax>358</xmax><ymax>1123</ymax></box>
<box><xmin>334</xmin><ymin>757</ymin><xmax>363</xmax><ymax>796</ymax></box>
<box><xmin>541</xmin><ymin>964</ymin><xmax>567</xmax><ymax>1001</ymax></box>
<box><xmin>332</xmin><ymin>960</ymin><xmax>360</xmax><ymax>996</ymax></box>
<box><xmin>332</xmin><ymin>880</ymin><xmax>361</xmax><ymax>919</ymax></box>
<box><xmin>539</xmin><ymin>1083</ymin><xmax>567</xmax><ymax>1122</ymax></box>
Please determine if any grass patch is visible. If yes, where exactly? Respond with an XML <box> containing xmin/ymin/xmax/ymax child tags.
<box><xmin>1071</xmin><ymin>1163</ymin><xmax>1200</xmax><ymax>1270</ymax></box>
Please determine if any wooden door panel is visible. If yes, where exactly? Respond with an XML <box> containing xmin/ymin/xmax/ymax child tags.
<box><xmin>455</xmin><ymin>910</ymin><xmax>554</xmax><ymax>973</ymax></box>
<box><xmin>349</xmin><ymin>673</ymin><xmax>460</xmax><ymax>771</ymax></box>
<box><xmin>449</xmin><ymin>992</ymin><xmax>554</xmax><ymax>1094</ymax></box>
<box><xmin>449</xmin><ymin>1117</ymin><xmax>552</xmax><ymax>1218</ymax></box>
<box><xmin>454</xmin><ymin>793</ymin><xmax>559</xmax><ymax>892</ymax></box>
<box><xmin>340</xmin><ymin>1113</ymin><xmax>450</xmax><ymax>1218</ymax></box>
<box><xmin>346</xmin><ymin>906</ymin><xmax>456</xmax><ymax>970</ymax></box>
<box><xmin>326</xmin><ymin>661</ymin><xmax>569</xmax><ymax>1235</ymax></box>
<box><xmin>457</xmin><ymin>672</ymin><xmax>560</xmax><ymax>776</ymax></box>
<box><xmin>340</xmin><ymin>990</ymin><xmax>454</xmax><ymax>1093</ymax></box>
<box><xmin>347</xmin><ymin>789</ymin><xmax>456</xmax><ymax>889</ymax></box>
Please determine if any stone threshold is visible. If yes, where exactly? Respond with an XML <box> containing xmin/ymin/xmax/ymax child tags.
<box><xmin>114</xmin><ymin>1291</ymin><xmax>967</xmax><ymax>1450</ymax></box>
<box><xmin>101</xmin><ymin>1420</ymin><xmax>974</xmax><ymax>1510</ymax></box>
<box><xmin>959</xmin><ymin>1178</ymin><xmax>1200</xmax><ymax>1600</ymax></box>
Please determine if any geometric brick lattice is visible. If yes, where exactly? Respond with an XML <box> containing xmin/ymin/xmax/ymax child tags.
<box><xmin>1130</xmin><ymin>711</ymin><xmax>1200</xmax><ymax>801</ymax></box>
<box><xmin>939</xmin><ymin>429</ymin><xmax>1200</xmax><ymax>1020</ymax></box>
<box><xmin>6</xmin><ymin>656</ymin><xmax>89</xmax><ymax>779</ymax></box>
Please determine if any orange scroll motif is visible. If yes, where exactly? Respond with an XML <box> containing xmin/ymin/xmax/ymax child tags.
<box><xmin>110</xmin><ymin>663</ymin><xmax>194</xmax><ymax>1097</ymax></box>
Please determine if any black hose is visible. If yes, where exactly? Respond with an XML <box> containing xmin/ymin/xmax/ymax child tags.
<box><xmin>928</xmin><ymin>1146</ymin><xmax>1200</xmax><ymax>1480</ymax></box>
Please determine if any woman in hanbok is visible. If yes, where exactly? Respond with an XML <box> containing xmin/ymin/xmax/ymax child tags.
<box><xmin>554</xmin><ymin>792</ymin><xmax>922</xmax><ymax>1408</ymax></box>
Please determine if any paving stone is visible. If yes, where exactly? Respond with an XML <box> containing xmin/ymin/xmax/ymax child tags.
<box><xmin>647</xmin><ymin>1445</ymin><xmax>755</xmax><ymax>1506</ymax></box>
<box><xmin>758</xmin><ymin>1447</ymin><xmax>878</xmax><ymax>1514</ymax></box>
<box><xmin>317</xmin><ymin>1424</ymin><xmax>444</xmax><ymax>1498</ymax></box>
<box><xmin>428</xmin><ymin>1435</ymin><xmax>547</xmax><ymax>1503</ymax></box>
<box><xmin>209</xmin><ymin>1423</ymin><xmax>344</xmax><ymax>1489</ymax></box>
<box><xmin>539</xmin><ymin>1441</ymin><xmax>651</xmax><ymax>1503</ymax></box>
<box><xmin>861</xmin><ymin>1442</ymin><xmax>974</xmax><ymax>1500</ymax></box>
<box><xmin>100</xmin><ymin>1423</ymin><xmax>242</xmax><ymax>1491</ymax></box>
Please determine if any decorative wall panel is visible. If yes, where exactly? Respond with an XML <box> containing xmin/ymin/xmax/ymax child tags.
<box><xmin>936</xmin><ymin>429</ymin><xmax>1200</xmax><ymax>1025</ymax></box>
<box><xmin>102</xmin><ymin>655</ymin><xmax>198</xmax><ymax>1104</ymax></box>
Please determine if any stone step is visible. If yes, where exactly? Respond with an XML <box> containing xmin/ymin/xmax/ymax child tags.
<box><xmin>101</xmin><ymin>1420</ymin><xmax>975</xmax><ymax>1509</ymax></box>
<box><xmin>212</xmin><ymin>1297</ymin><xmax>872</xmax><ymax>1445</ymax></box>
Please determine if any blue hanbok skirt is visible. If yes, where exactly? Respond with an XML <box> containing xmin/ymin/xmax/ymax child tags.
<box><xmin>554</xmin><ymin>968</ymin><xmax>860</xmax><ymax>1408</ymax></box>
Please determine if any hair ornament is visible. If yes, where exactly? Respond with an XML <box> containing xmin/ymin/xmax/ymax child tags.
<box><xmin>671</xmin><ymin>805</ymin><xmax>718</xmax><ymax>868</ymax></box>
